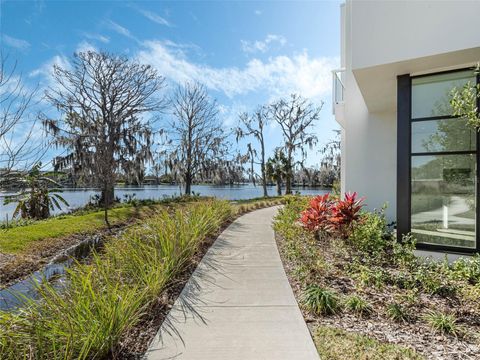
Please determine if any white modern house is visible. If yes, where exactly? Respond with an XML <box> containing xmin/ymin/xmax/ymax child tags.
<box><xmin>334</xmin><ymin>1</ymin><xmax>480</xmax><ymax>254</ymax></box>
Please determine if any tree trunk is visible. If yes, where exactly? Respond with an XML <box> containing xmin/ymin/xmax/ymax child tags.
<box><xmin>261</xmin><ymin>164</ymin><xmax>268</xmax><ymax>197</ymax></box>
<box><xmin>100</xmin><ymin>185</ymin><xmax>115</xmax><ymax>207</ymax></box>
<box><xmin>185</xmin><ymin>172</ymin><xmax>192</xmax><ymax>195</ymax></box>
<box><xmin>101</xmin><ymin>185</ymin><xmax>114</xmax><ymax>228</ymax></box>
<box><xmin>285</xmin><ymin>149</ymin><xmax>293</xmax><ymax>195</ymax></box>
<box><xmin>276</xmin><ymin>178</ymin><xmax>282</xmax><ymax>196</ymax></box>
<box><xmin>260</xmin><ymin>141</ymin><xmax>268</xmax><ymax>197</ymax></box>
<box><xmin>285</xmin><ymin>172</ymin><xmax>292</xmax><ymax>194</ymax></box>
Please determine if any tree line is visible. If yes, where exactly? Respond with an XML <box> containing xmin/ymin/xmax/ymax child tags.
<box><xmin>1</xmin><ymin>51</ymin><xmax>340</xmax><ymax>223</ymax></box>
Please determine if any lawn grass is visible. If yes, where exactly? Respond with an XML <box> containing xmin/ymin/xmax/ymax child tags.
<box><xmin>0</xmin><ymin>204</ymin><xmax>160</xmax><ymax>254</ymax></box>
<box><xmin>314</xmin><ymin>326</ymin><xmax>424</xmax><ymax>360</ymax></box>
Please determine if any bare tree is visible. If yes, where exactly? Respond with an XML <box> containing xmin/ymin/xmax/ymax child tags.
<box><xmin>43</xmin><ymin>51</ymin><xmax>167</xmax><ymax>225</ymax></box>
<box><xmin>0</xmin><ymin>54</ymin><xmax>44</xmax><ymax>177</ymax></box>
<box><xmin>167</xmin><ymin>82</ymin><xmax>227</xmax><ymax>195</ymax></box>
<box><xmin>270</xmin><ymin>94</ymin><xmax>323</xmax><ymax>194</ymax></box>
<box><xmin>236</xmin><ymin>106</ymin><xmax>269</xmax><ymax>197</ymax></box>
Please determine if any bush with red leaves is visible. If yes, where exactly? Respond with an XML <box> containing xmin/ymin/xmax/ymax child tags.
<box><xmin>328</xmin><ymin>192</ymin><xmax>365</xmax><ymax>237</ymax></box>
<box><xmin>300</xmin><ymin>192</ymin><xmax>365</xmax><ymax>238</ymax></box>
<box><xmin>300</xmin><ymin>194</ymin><xmax>332</xmax><ymax>232</ymax></box>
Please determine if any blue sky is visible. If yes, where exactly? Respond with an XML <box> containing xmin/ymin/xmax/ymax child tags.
<box><xmin>1</xmin><ymin>0</ymin><xmax>341</xmax><ymax>169</ymax></box>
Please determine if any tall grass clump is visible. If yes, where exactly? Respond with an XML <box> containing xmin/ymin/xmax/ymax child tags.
<box><xmin>0</xmin><ymin>200</ymin><xmax>233</xmax><ymax>360</ymax></box>
<box><xmin>302</xmin><ymin>284</ymin><xmax>341</xmax><ymax>315</ymax></box>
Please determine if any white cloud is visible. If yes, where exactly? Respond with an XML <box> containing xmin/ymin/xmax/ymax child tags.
<box><xmin>136</xmin><ymin>40</ymin><xmax>338</xmax><ymax>101</ymax></box>
<box><xmin>137</xmin><ymin>8</ymin><xmax>172</xmax><ymax>27</ymax></box>
<box><xmin>254</xmin><ymin>10</ymin><xmax>262</xmax><ymax>16</ymax></box>
<box><xmin>218</xmin><ymin>102</ymin><xmax>248</xmax><ymax>127</ymax></box>
<box><xmin>105</xmin><ymin>20</ymin><xmax>136</xmax><ymax>41</ymax></box>
<box><xmin>29</xmin><ymin>54</ymin><xmax>71</xmax><ymax>93</ymax></box>
<box><xmin>76</xmin><ymin>41</ymin><xmax>97</xmax><ymax>53</ymax></box>
<box><xmin>2</xmin><ymin>34</ymin><xmax>30</xmax><ymax>50</ymax></box>
<box><xmin>241</xmin><ymin>34</ymin><xmax>287</xmax><ymax>54</ymax></box>
<box><xmin>83</xmin><ymin>32</ymin><xmax>110</xmax><ymax>44</ymax></box>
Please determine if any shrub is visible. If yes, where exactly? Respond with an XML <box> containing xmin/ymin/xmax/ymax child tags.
<box><xmin>353</xmin><ymin>265</ymin><xmax>389</xmax><ymax>289</ymax></box>
<box><xmin>392</xmin><ymin>234</ymin><xmax>417</xmax><ymax>267</ymax></box>
<box><xmin>386</xmin><ymin>303</ymin><xmax>410</xmax><ymax>323</ymax></box>
<box><xmin>448</xmin><ymin>255</ymin><xmax>480</xmax><ymax>285</ymax></box>
<box><xmin>328</xmin><ymin>192</ymin><xmax>365</xmax><ymax>237</ymax></box>
<box><xmin>344</xmin><ymin>295</ymin><xmax>373</xmax><ymax>317</ymax></box>
<box><xmin>299</xmin><ymin>194</ymin><xmax>332</xmax><ymax>232</ymax></box>
<box><xmin>302</xmin><ymin>285</ymin><xmax>340</xmax><ymax>315</ymax></box>
<box><xmin>348</xmin><ymin>211</ymin><xmax>387</xmax><ymax>256</ymax></box>
<box><xmin>424</xmin><ymin>311</ymin><xmax>458</xmax><ymax>336</ymax></box>
<box><xmin>299</xmin><ymin>192</ymin><xmax>365</xmax><ymax>238</ymax></box>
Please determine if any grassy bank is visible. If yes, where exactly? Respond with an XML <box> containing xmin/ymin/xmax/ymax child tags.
<box><xmin>0</xmin><ymin>199</ymin><xmax>234</xmax><ymax>359</ymax></box>
<box><xmin>273</xmin><ymin>196</ymin><xmax>480</xmax><ymax>359</ymax></box>
<box><xmin>0</xmin><ymin>204</ymin><xmax>159</xmax><ymax>254</ymax></box>
<box><xmin>0</xmin><ymin>196</ymin><xmax>285</xmax><ymax>255</ymax></box>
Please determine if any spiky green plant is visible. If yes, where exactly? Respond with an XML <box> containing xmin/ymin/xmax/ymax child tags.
<box><xmin>344</xmin><ymin>295</ymin><xmax>373</xmax><ymax>316</ymax></box>
<box><xmin>0</xmin><ymin>200</ymin><xmax>233</xmax><ymax>359</ymax></box>
<box><xmin>424</xmin><ymin>311</ymin><xmax>458</xmax><ymax>336</ymax></box>
<box><xmin>302</xmin><ymin>285</ymin><xmax>340</xmax><ymax>315</ymax></box>
<box><xmin>386</xmin><ymin>303</ymin><xmax>410</xmax><ymax>323</ymax></box>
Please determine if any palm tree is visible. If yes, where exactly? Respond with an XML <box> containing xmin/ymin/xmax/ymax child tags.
<box><xmin>3</xmin><ymin>163</ymin><xmax>69</xmax><ymax>220</ymax></box>
<box><xmin>266</xmin><ymin>149</ymin><xmax>288</xmax><ymax>196</ymax></box>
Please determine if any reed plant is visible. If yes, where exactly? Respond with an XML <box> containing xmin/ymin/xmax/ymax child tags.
<box><xmin>0</xmin><ymin>199</ymin><xmax>233</xmax><ymax>359</ymax></box>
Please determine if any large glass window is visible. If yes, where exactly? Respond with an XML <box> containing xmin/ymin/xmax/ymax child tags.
<box><xmin>412</xmin><ymin>70</ymin><xmax>476</xmax><ymax>119</ymax></box>
<box><xmin>411</xmin><ymin>118</ymin><xmax>475</xmax><ymax>153</ymax></box>
<box><xmin>411</xmin><ymin>154</ymin><xmax>476</xmax><ymax>248</ymax></box>
<box><xmin>410</xmin><ymin>69</ymin><xmax>477</xmax><ymax>250</ymax></box>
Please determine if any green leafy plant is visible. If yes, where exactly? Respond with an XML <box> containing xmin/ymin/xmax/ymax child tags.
<box><xmin>386</xmin><ymin>303</ymin><xmax>410</xmax><ymax>323</ymax></box>
<box><xmin>353</xmin><ymin>266</ymin><xmax>389</xmax><ymax>289</ymax></box>
<box><xmin>3</xmin><ymin>163</ymin><xmax>69</xmax><ymax>220</ymax></box>
<box><xmin>448</xmin><ymin>255</ymin><xmax>480</xmax><ymax>285</ymax></box>
<box><xmin>0</xmin><ymin>200</ymin><xmax>233</xmax><ymax>359</ymax></box>
<box><xmin>424</xmin><ymin>311</ymin><xmax>458</xmax><ymax>336</ymax></box>
<box><xmin>302</xmin><ymin>285</ymin><xmax>340</xmax><ymax>315</ymax></box>
<box><xmin>392</xmin><ymin>234</ymin><xmax>417</xmax><ymax>267</ymax></box>
<box><xmin>348</xmin><ymin>210</ymin><xmax>388</xmax><ymax>257</ymax></box>
<box><xmin>450</xmin><ymin>64</ymin><xmax>480</xmax><ymax>130</ymax></box>
<box><xmin>344</xmin><ymin>295</ymin><xmax>373</xmax><ymax>317</ymax></box>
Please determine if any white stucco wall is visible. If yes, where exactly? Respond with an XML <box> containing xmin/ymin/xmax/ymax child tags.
<box><xmin>350</xmin><ymin>0</ymin><xmax>480</xmax><ymax>71</ymax></box>
<box><xmin>342</xmin><ymin>68</ymin><xmax>397</xmax><ymax>220</ymax></box>
<box><xmin>338</xmin><ymin>0</ymin><xmax>480</xmax><ymax>222</ymax></box>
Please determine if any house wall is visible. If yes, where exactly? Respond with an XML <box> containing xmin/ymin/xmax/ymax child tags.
<box><xmin>339</xmin><ymin>0</ymin><xmax>480</xmax><ymax>222</ymax></box>
<box><xmin>342</xmin><ymin>69</ymin><xmax>397</xmax><ymax>220</ymax></box>
<box><xmin>350</xmin><ymin>0</ymin><xmax>480</xmax><ymax>71</ymax></box>
<box><xmin>341</xmin><ymin>0</ymin><xmax>397</xmax><ymax>220</ymax></box>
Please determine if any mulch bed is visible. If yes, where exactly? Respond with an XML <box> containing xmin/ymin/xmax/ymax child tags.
<box><xmin>275</xmin><ymin>232</ymin><xmax>480</xmax><ymax>360</ymax></box>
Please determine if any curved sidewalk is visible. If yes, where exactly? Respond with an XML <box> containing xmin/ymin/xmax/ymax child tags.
<box><xmin>145</xmin><ymin>206</ymin><xmax>319</xmax><ymax>360</ymax></box>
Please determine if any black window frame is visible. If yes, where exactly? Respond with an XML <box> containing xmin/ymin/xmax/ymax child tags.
<box><xmin>397</xmin><ymin>67</ymin><xmax>480</xmax><ymax>254</ymax></box>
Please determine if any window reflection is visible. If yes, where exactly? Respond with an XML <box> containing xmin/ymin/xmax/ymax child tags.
<box><xmin>411</xmin><ymin>154</ymin><xmax>476</xmax><ymax>248</ymax></box>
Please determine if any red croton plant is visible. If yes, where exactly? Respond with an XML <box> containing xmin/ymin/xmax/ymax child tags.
<box><xmin>300</xmin><ymin>192</ymin><xmax>365</xmax><ymax>238</ymax></box>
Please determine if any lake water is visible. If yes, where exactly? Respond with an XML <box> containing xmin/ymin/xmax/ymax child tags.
<box><xmin>0</xmin><ymin>184</ymin><xmax>328</xmax><ymax>221</ymax></box>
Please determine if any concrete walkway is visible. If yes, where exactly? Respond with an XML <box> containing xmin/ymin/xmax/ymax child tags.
<box><xmin>145</xmin><ymin>206</ymin><xmax>319</xmax><ymax>360</ymax></box>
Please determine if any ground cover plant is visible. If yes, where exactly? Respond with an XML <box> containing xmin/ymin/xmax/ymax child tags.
<box><xmin>0</xmin><ymin>196</ymin><xmax>285</xmax><ymax>288</ymax></box>
<box><xmin>0</xmin><ymin>196</ymin><xmax>285</xmax><ymax>358</ymax></box>
<box><xmin>0</xmin><ymin>199</ymin><xmax>234</xmax><ymax>359</ymax></box>
<box><xmin>274</xmin><ymin>195</ymin><xmax>480</xmax><ymax>359</ymax></box>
